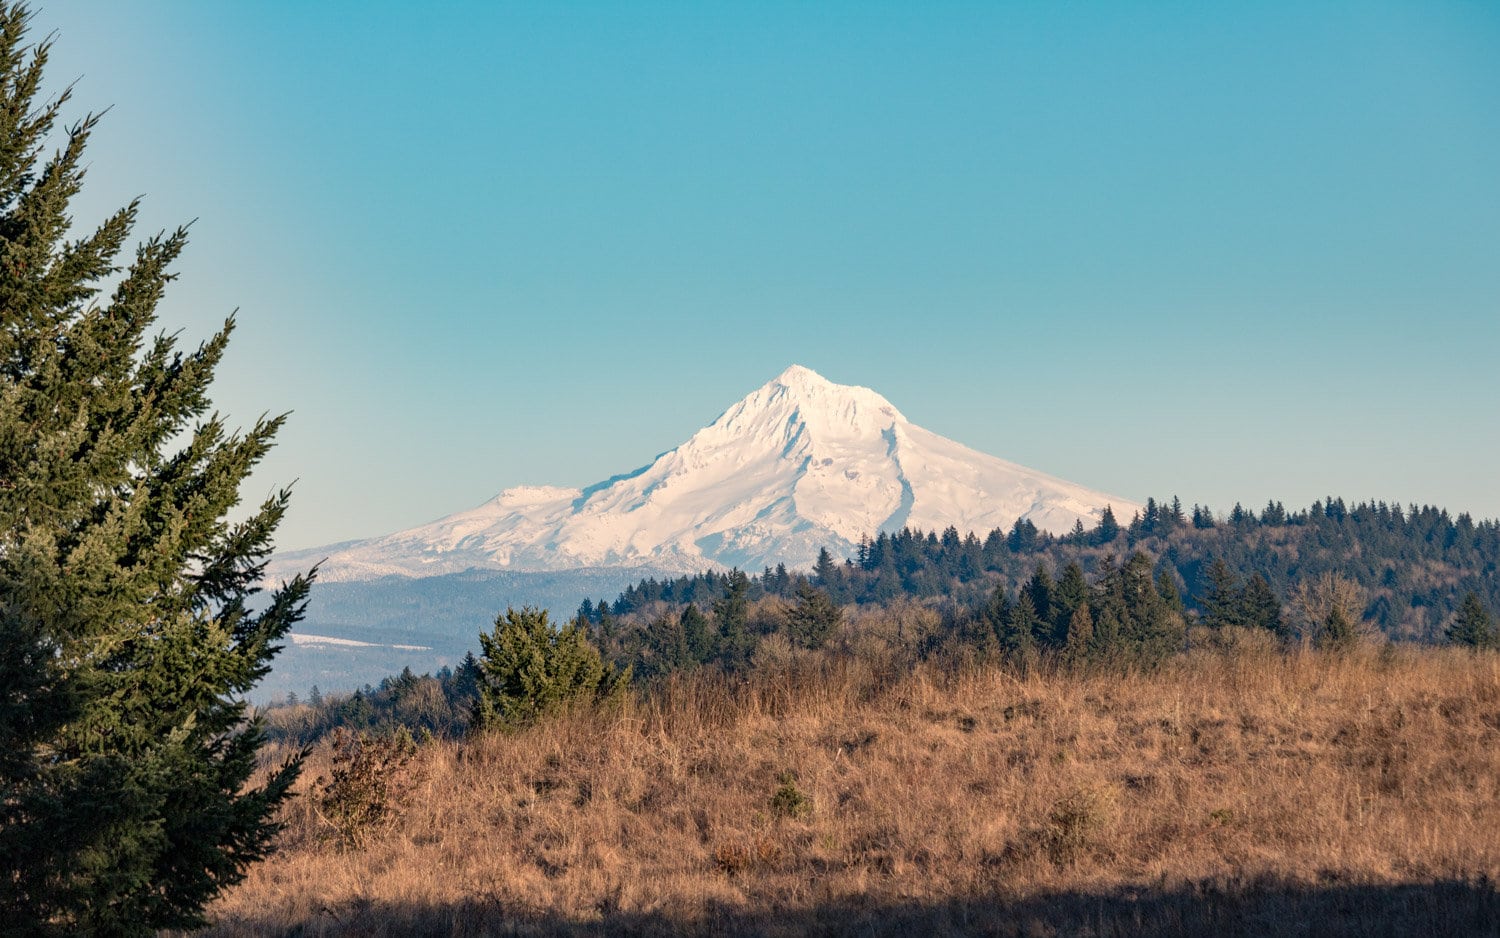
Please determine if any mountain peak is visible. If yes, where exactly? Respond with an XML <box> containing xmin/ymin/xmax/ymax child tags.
<box><xmin>708</xmin><ymin>364</ymin><xmax>906</xmax><ymax>447</ymax></box>
<box><xmin>771</xmin><ymin>363</ymin><xmax>830</xmax><ymax>388</ymax></box>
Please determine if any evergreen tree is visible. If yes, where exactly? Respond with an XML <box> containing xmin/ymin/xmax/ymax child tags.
<box><xmin>1198</xmin><ymin>558</ymin><xmax>1244</xmax><ymax>629</ymax></box>
<box><xmin>1007</xmin><ymin>517</ymin><xmax>1039</xmax><ymax>552</ymax></box>
<box><xmin>595</xmin><ymin>600</ymin><xmax>618</xmax><ymax>648</ymax></box>
<box><xmin>786</xmin><ymin>581</ymin><xmax>841</xmax><ymax>649</ymax></box>
<box><xmin>1051</xmin><ymin>561</ymin><xmax>1090</xmax><ymax>646</ymax></box>
<box><xmin>1168</xmin><ymin>495</ymin><xmax>1186</xmax><ymax>528</ymax></box>
<box><xmin>643</xmin><ymin>611</ymin><xmax>693</xmax><ymax>676</ymax></box>
<box><xmin>1062</xmin><ymin>602</ymin><xmax>1094</xmax><ymax>668</ymax></box>
<box><xmin>472</xmin><ymin>607</ymin><xmax>626</xmax><ymax>729</ymax></box>
<box><xmin>712</xmin><ymin>569</ymin><xmax>754</xmax><ymax>667</ymax></box>
<box><xmin>1240</xmin><ymin>574</ymin><xmax>1286</xmax><ymax>638</ymax></box>
<box><xmin>679</xmin><ymin>602</ymin><xmax>712</xmax><ymax>663</ymax></box>
<box><xmin>1446</xmin><ymin>592</ymin><xmax>1497</xmax><ymax>649</ymax></box>
<box><xmin>339</xmin><ymin>690</ymin><xmax>374</xmax><ymax>729</ymax></box>
<box><xmin>0</xmin><ymin>9</ymin><xmax>310</xmax><ymax>931</ymax></box>
<box><xmin>1094</xmin><ymin>505</ymin><xmax>1121</xmax><ymax>544</ymax></box>
<box><xmin>999</xmin><ymin>591</ymin><xmax>1040</xmax><ymax>658</ymax></box>
<box><xmin>1140</xmin><ymin>497</ymin><xmax>1160</xmax><ymax>535</ymax></box>
<box><xmin>1317</xmin><ymin>606</ymin><xmax>1359</xmax><ymax>652</ymax></box>
<box><xmin>1068</xmin><ymin>518</ymin><xmax>1087</xmax><ymax>544</ymax></box>
<box><xmin>1119</xmin><ymin>552</ymin><xmax>1182</xmax><ymax>664</ymax></box>
<box><xmin>450</xmin><ymin>651</ymin><xmax>483</xmax><ymax>703</ymax></box>
<box><xmin>814</xmin><ymin>547</ymin><xmax>838</xmax><ymax>589</ymax></box>
<box><xmin>1026</xmin><ymin>564</ymin><xmax>1055</xmax><ymax>632</ymax></box>
<box><xmin>1156</xmin><ymin>568</ymin><xmax>1184</xmax><ymax>614</ymax></box>
<box><xmin>975</xmin><ymin>584</ymin><xmax>1011</xmax><ymax>653</ymax></box>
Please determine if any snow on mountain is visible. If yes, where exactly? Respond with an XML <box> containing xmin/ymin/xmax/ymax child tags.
<box><xmin>273</xmin><ymin>365</ymin><xmax>1138</xmax><ymax>582</ymax></box>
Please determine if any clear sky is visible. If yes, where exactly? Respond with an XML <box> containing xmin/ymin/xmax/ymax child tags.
<box><xmin>38</xmin><ymin>1</ymin><xmax>1500</xmax><ymax>551</ymax></box>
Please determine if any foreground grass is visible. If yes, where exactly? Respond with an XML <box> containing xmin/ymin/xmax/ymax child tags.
<box><xmin>198</xmin><ymin>646</ymin><xmax>1500</xmax><ymax>936</ymax></box>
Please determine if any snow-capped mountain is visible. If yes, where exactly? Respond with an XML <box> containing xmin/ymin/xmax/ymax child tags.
<box><xmin>274</xmin><ymin>365</ymin><xmax>1137</xmax><ymax>582</ymax></box>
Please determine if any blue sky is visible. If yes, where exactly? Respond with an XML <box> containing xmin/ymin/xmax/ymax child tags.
<box><xmin>41</xmin><ymin>2</ymin><xmax>1500</xmax><ymax>551</ymax></box>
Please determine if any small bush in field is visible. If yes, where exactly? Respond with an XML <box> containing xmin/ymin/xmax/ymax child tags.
<box><xmin>770</xmin><ymin>770</ymin><xmax>813</xmax><ymax>818</ymax></box>
<box><xmin>1043</xmin><ymin>784</ymin><xmax>1115</xmax><ymax>866</ymax></box>
<box><xmin>313</xmin><ymin>727</ymin><xmax>420</xmax><ymax>849</ymax></box>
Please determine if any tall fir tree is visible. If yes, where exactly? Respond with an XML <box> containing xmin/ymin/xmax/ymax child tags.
<box><xmin>0</xmin><ymin>6</ymin><xmax>311</xmax><ymax>931</ymax></box>
<box><xmin>1240</xmin><ymin>574</ymin><xmax>1287</xmax><ymax>638</ymax></box>
<box><xmin>1197</xmin><ymin>557</ymin><xmax>1244</xmax><ymax>629</ymax></box>
<box><xmin>786</xmin><ymin>581</ymin><xmax>841</xmax><ymax>649</ymax></box>
<box><xmin>1062</xmin><ymin>602</ymin><xmax>1094</xmax><ymax>668</ymax></box>
<box><xmin>1094</xmin><ymin>505</ymin><xmax>1121</xmax><ymax>544</ymax></box>
<box><xmin>1446</xmin><ymin>592</ymin><xmax>1497</xmax><ymax>649</ymax></box>
<box><xmin>712</xmin><ymin>568</ymin><xmax>754</xmax><ymax>667</ymax></box>
<box><xmin>999</xmin><ymin>591</ymin><xmax>1041</xmax><ymax>659</ymax></box>
<box><xmin>1051</xmin><ymin>561</ymin><xmax>1090</xmax><ymax>646</ymax></box>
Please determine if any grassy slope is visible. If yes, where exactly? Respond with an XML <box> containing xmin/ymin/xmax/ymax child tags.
<box><xmin>198</xmin><ymin>646</ymin><xmax>1500</xmax><ymax>936</ymax></box>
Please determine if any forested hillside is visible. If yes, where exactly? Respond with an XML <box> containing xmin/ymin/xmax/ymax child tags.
<box><xmin>606</xmin><ymin>497</ymin><xmax>1498</xmax><ymax>644</ymax></box>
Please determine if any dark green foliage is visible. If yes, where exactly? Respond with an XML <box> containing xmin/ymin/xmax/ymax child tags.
<box><xmin>1196</xmin><ymin>558</ymin><xmax>1286</xmax><ymax>638</ymax></box>
<box><xmin>1446</xmin><ymin>593</ymin><xmax>1497</xmax><ymax>650</ymax></box>
<box><xmin>769</xmin><ymin>771</ymin><xmax>812</xmax><ymax>818</ymax></box>
<box><xmin>263</xmin><ymin>661</ymin><xmax>491</xmax><ymax>746</ymax></box>
<box><xmin>610</xmin><ymin>495</ymin><xmax>1499</xmax><ymax>654</ymax></box>
<box><xmin>1062</xmin><ymin>603</ymin><xmax>1094</xmax><ymax>668</ymax></box>
<box><xmin>0</xmin><ymin>7</ymin><xmax>308</xmax><ymax>931</ymax></box>
<box><xmin>1198</xmin><ymin>558</ymin><xmax>1245</xmax><ymax>629</ymax></box>
<box><xmin>814</xmin><ymin>547</ymin><xmax>838</xmax><ymax>588</ymax></box>
<box><xmin>1051</xmin><ymin>562</ymin><xmax>1090</xmax><ymax>646</ymax></box>
<box><xmin>471</xmin><ymin>607</ymin><xmax>628</xmax><ymax>730</ymax></box>
<box><xmin>786</xmin><ymin>581</ymin><xmax>841</xmax><ymax>649</ymax></box>
<box><xmin>712</xmin><ymin>569</ymin><xmax>755</xmax><ymax>667</ymax></box>
<box><xmin>1241</xmin><ymin>574</ymin><xmax>1287</xmax><ymax>638</ymax></box>
<box><xmin>1317</xmin><ymin>606</ymin><xmax>1359</xmax><ymax>653</ymax></box>
<box><xmin>1156</xmin><ymin>568</ymin><xmax>1184</xmax><ymax>614</ymax></box>
<box><xmin>636</xmin><ymin>603</ymin><xmax>715</xmax><ymax>678</ymax></box>
<box><xmin>1094</xmin><ymin>505</ymin><xmax>1121</xmax><ymax>544</ymax></box>
<box><xmin>1116</xmin><ymin>552</ymin><xmax>1185</xmax><ymax>665</ymax></box>
<box><xmin>998</xmin><ymin>591</ymin><xmax>1040</xmax><ymax>659</ymax></box>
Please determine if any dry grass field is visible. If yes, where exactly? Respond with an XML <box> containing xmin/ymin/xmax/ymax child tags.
<box><xmin>193</xmin><ymin>645</ymin><xmax>1500</xmax><ymax>936</ymax></box>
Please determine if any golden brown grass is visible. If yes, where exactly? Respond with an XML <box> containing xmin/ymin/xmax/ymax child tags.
<box><xmin>195</xmin><ymin>646</ymin><xmax>1500</xmax><ymax>936</ymax></box>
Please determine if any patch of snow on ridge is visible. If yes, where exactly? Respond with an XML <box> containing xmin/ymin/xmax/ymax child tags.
<box><xmin>290</xmin><ymin>633</ymin><xmax>431</xmax><ymax>651</ymax></box>
<box><xmin>269</xmin><ymin>365</ymin><xmax>1140</xmax><ymax>581</ymax></box>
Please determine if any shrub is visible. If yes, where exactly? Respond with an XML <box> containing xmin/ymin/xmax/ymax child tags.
<box><xmin>1043</xmin><ymin>784</ymin><xmax>1115</xmax><ymax>867</ymax></box>
<box><xmin>313</xmin><ymin>727</ymin><xmax>420</xmax><ymax>850</ymax></box>
<box><xmin>472</xmin><ymin>607</ymin><xmax>629</xmax><ymax>730</ymax></box>
<box><xmin>770</xmin><ymin>770</ymin><xmax>813</xmax><ymax>819</ymax></box>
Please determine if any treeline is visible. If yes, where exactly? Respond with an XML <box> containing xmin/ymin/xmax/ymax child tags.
<box><xmin>268</xmin><ymin>659</ymin><xmax>483</xmax><ymax>744</ymax></box>
<box><xmin>603</xmin><ymin>496</ymin><xmax>1500</xmax><ymax>643</ymax></box>
<box><xmin>263</xmin><ymin>496</ymin><xmax>1500</xmax><ymax>743</ymax></box>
